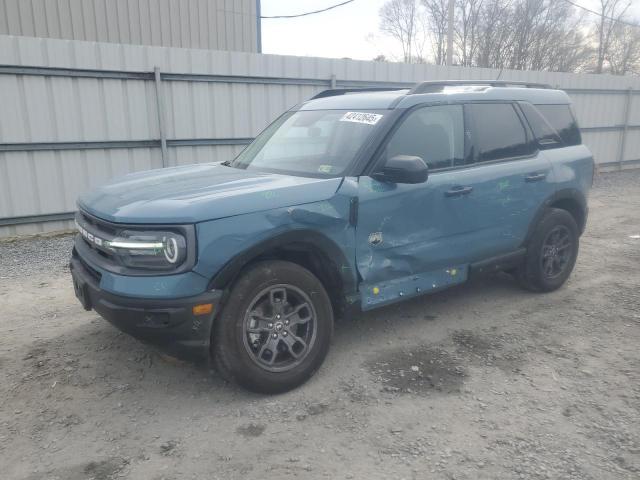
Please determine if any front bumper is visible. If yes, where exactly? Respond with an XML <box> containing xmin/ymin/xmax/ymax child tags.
<box><xmin>70</xmin><ymin>254</ymin><xmax>222</xmax><ymax>363</ymax></box>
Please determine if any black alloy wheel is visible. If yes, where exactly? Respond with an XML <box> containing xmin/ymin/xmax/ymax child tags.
<box><xmin>213</xmin><ymin>260</ymin><xmax>333</xmax><ymax>394</ymax></box>
<box><xmin>242</xmin><ymin>285</ymin><xmax>317</xmax><ymax>372</ymax></box>
<box><xmin>540</xmin><ymin>225</ymin><xmax>573</xmax><ymax>279</ymax></box>
<box><xmin>517</xmin><ymin>208</ymin><xmax>580</xmax><ymax>292</ymax></box>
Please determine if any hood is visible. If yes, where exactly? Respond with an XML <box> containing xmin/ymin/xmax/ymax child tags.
<box><xmin>78</xmin><ymin>163</ymin><xmax>344</xmax><ymax>224</ymax></box>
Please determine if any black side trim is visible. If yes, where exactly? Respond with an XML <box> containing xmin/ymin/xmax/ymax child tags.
<box><xmin>469</xmin><ymin>248</ymin><xmax>527</xmax><ymax>276</ymax></box>
<box><xmin>524</xmin><ymin>189</ymin><xmax>588</xmax><ymax>244</ymax></box>
<box><xmin>208</xmin><ymin>229</ymin><xmax>358</xmax><ymax>297</ymax></box>
<box><xmin>349</xmin><ymin>197</ymin><xmax>359</xmax><ymax>226</ymax></box>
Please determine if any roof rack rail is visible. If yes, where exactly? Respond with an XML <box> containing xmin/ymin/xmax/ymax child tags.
<box><xmin>310</xmin><ymin>87</ymin><xmax>408</xmax><ymax>100</ymax></box>
<box><xmin>409</xmin><ymin>80</ymin><xmax>552</xmax><ymax>94</ymax></box>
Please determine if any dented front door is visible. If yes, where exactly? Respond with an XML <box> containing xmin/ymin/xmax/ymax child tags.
<box><xmin>356</xmin><ymin>172</ymin><xmax>479</xmax><ymax>310</ymax></box>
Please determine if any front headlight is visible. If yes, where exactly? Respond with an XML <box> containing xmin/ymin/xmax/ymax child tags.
<box><xmin>106</xmin><ymin>230</ymin><xmax>187</xmax><ymax>271</ymax></box>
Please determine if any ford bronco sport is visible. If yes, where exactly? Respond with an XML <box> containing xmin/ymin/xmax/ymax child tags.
<box><xmin>70</xmin><ymin>81</ymin><xmax>594</xmax><ymax>393</ymax></box>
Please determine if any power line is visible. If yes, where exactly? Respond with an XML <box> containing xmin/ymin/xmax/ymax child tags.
<box><xmin>562</xmin><ymin>0</ymin><xmax>640</xmax><ymax>28</ymax></box>
<box><xmin>260</xmin><ymin>0</ymin><xmax>356</xmax><ymax>19</ymax></box>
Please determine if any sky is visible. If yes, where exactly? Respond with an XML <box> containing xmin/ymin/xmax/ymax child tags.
<box><xmin>260</xmin><ymin>0</ymin><xmax>640</xmax><ymax>62</ymax></box>
<box><xmin>261</xmin><ymin>0</ymin><xmax>396</xmax><ymax>61</ymax></box>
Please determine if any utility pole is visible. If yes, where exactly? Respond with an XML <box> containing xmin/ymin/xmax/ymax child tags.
<box><xmin>256</xmin><ymin>0</ymin><xmax>262</xmax><ymax>53</ymax></box>
<box><xmin>407</xmin><ymin>0</ymin><xmax>415</xmax><ymax>62</ymax></box>
<box><xmin>446</xmin><ymin>0</ymin><xmax>454</xmax><ymax>65</ymax></box>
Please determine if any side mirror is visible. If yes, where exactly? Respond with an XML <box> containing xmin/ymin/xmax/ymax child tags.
<box><xmin>372</xmin><ymin>155</ymin><xmax>429</xmax><ymax>184</ymax></box>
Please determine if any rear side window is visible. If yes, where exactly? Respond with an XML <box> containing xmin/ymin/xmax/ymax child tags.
<box><xmin>520</xmin><ymin>103</ymin><xmax>563</xmax><ymax>149</ymax></box>
<box><xmin>469</xmin><ymin>103</ymin><xmax>535</xmax><ymax>162</ymax></box>
<box><xmin>534</xmin><ymin>104</ymin><xmax>582</xmax><ymax>146</ymax></box>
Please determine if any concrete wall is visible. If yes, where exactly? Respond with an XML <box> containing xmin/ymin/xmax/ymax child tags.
<box><xmin>0</xmin><ymin>34</ymin><xmax>639</xmax><ymax>237</ymax></box>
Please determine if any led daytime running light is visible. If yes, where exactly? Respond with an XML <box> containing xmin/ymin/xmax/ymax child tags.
<box><xmin>163</xmin><ymin>237</ymin><xmax>179</xmax><ymax>263</ymax></box>
<box><xmin>106</xmin><ymin>240</ymin><xmax>164</xmax><ymax>250</ymax></box>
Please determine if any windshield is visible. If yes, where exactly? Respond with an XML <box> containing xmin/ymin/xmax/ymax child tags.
<box><xmin>228</xmin><ymin>109</ymin><xmax>386</xmax><ymax>177</ymax></box>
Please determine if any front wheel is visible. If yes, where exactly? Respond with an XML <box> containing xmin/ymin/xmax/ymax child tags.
<box><xmin>517</xmin><ymin>208</ymin><xmax>580</xmax><ymax>292</ymax></box>
<box><xmin>213</xmin><ymin>260</ymin><xmax>333</xmax><ymax>394</ymax></box>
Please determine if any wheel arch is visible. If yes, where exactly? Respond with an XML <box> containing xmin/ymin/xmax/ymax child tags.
<box><xmin>524</xmin><ymin>189</ymin><xmax>588</xmax><ymax>246</ymax></box>
<box><xmin>208</xmin><ymin>229</ymin><xmax>358</xmax><ymax>317</ymax></box>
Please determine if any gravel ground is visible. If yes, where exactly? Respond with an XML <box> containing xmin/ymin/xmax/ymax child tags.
<box><xmin>1</xmin><ymin>170</ymin><xmax>639</xmax><ymax>480</ymax></box>
<box><xmin>0</xmin><ymin>235</ymin><xmax>73</xmax><ymax>280</ymax></box>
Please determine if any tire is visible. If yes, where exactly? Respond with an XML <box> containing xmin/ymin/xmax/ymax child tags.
<box><xmin>517</xmin><ymin>208</ymin><xmax>579</xmax><ymax>292</ymax></box>
<box><xmin>213</xmin><ymin>260</ymin><xmax>333</xmax><ymax>394</ymax></box>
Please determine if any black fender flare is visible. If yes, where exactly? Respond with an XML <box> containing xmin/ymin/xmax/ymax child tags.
<box><xmin>522</xmin><ymin>188</ymin><xmax>588</xmax><ymax>247</ymax></box>
<box><xmin>208</xmin><ymin>229</ymin><xmax>358</xmax><ymax>297</ymax></box>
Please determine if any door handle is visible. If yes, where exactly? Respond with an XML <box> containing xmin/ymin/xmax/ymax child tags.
<box><xmin>445</xmin><ymin>185</ymin><xmax>473</xmax><ymax>197</ymax></box>
<box><xmin>525</xmin><ymin>172</ymin><xmax>547</xmax><ymax>183</ymax></box>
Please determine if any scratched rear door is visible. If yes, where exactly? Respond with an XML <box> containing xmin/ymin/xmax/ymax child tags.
<box><xmin>463</xmin><ymin>102</ymin><xmax>554</xmax><ymax>253</ymax></box>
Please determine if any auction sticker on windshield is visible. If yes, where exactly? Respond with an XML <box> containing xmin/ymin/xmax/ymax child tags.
<box><xmin>340</xmin><ymin>112</ymin><xmax>383</xmax><ymax>125</ymax></box>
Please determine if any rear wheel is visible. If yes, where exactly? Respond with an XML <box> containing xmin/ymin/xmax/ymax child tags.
<box><xmin>213</xmin><ymin>260</ymin><xmax>333</xmax><ymax>394</ymax></box>
<box><xmin>517</xmin><ymin>208</ymin><xmax>579</xmax><ymax>292</ymax></box>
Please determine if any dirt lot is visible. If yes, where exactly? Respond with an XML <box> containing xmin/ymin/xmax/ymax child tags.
<box><xmin>1</xmin><ymin>170</ymin><xmax>639</xmax><ymax>480</ymax></box>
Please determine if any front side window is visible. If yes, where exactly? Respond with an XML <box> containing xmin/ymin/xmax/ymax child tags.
<box><xmin>469</xmin><ymin>103</ymin><xmax>535</xmax><ymax>162</ymax></box>
<box><xmin>229</xmin><ymin>109</ymin><xmax>386</xmax><ymax>177</ymax></box>
<box><xmin>384</xmin><ymin>105</ymin><xmax>465</xmax><ymax>170</ymax></box>
<box><xmin>535</xmin><ymin>104</ymin><xmax>582</xmax><ymax>146</ymax></box>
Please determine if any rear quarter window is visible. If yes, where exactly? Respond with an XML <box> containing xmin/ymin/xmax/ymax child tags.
<box><xmin>534</xmin><ymin>104</ymin><xmax>582</xmax><ymax>146</ymax></box>
<box><xmin>519</xmin><ymin>103</ymin><xmax>563</xmax><ymax>150</ymax></box>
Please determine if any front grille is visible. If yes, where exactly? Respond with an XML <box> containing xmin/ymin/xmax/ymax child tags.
<box><xmin>80</xmin><ymin>211</ymin><xmax>117</xmax><ymax>236</ymax></box>
<box><xmin>75</xmin><ymin>210</ymin><xmax>119</xmax><ymax>265</ymax></box>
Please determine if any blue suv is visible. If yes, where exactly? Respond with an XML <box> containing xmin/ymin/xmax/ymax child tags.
<box><xmin>70</xmin><ymin>81</ymin><xmax>594</xmax><ymax>393</ymax></box>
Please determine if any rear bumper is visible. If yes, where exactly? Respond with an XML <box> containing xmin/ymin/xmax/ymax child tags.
<box><xmin>70</xmin><ymin>254</ymin><xmax>222</xmax><ymax>363</ymax></box>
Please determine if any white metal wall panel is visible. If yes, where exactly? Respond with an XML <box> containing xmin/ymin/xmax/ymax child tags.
<box><xmin>0</xmin><ymin>0</ymin><xmax>257</xmax><ymax>52</ymax></box>
<box><xmin>0</xmin><ymin>219</ymin><xmax>75</xmax><ymax>238</ymax></box>
<box><xmin>0</xmin><ymin>76</ymin><xmax>158</xmax><ymax>143</ymax></box>
<box><xmin>623</xmin><ymin>130</ymin><xmax>640</xmax><ymax>162</ymax></box>
<box><xmin>581</xmin><ymin>131</ymin><xmax>620</xmax><ymax>166</ymax></box>
<box><xmin>572</xmin><ymin>93</ymin><xmax>627</xmax><ymax>128</ymax></box>
<box><xmin>627</xmin><ymin>96</ymin><xmax>640</xmax><ymax>126</ymax></box>
<box><xmin>171</xmin><ymin>144</ymin><xmax>244</xmax><ymax>167</ymax></box>
<box><xmin>0</xmin><ymin>35</ymin><xmax>639</xmax><ymax>236</ymax></box>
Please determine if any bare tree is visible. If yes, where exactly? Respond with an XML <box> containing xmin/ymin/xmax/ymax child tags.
<box><xmin>459</xmin><ymin>0</ymin><xmax>590</xmax><ymax>72</ymax></box>
<box><xmin>422</xmin><ymin>0</ymin><xmax>449</xmax><ymax>65</ymax></box>
<box><xmin>455</xmin><ymin>0</ymin><xmax>483</xmax><ymax>66</ymax></box>
<box><xmin>379</xmin><ymin>0</ymin><xmax>421</xmax><ymax>62</ymax></box>
<box><xmin>607</xmin><ymin>23</ymin><xmax>640</xmax><ymax>75</ymax></box>
<box><xmin>377</xmin><ymin>0</ymin><xmax>633</xmax><ymax>74</ymax></box>
<box><xmin>594</xmin><ymin>0</ymin><xmax>631</xmax><ymax>73</ymax></box>
<box><xmin>518</xmin><ymin>0</ymin><xmax>591</xmax><ymax>72</ymax></box>
<box><xmin>474</xmin><ymin>0</ymin><xmax>513</xmax><ymax>69</ymax></box>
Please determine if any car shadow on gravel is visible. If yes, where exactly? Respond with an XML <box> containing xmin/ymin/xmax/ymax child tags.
<box><xmin>335</xmin><ymin>271</ymin><xmax>524</xmax><ymax>330</ymax></box>
<box><xmin>12</xmin><ymin>272</ymin><xmax>531</xmax><ymax>401</ymax></box>
<box><xmin>366</xmin><ymin>345</ymin><xmax>467</xmax><ymax>395</ymax></box>
<box><xmin>340</xmin><ymin>272</ymin><xmax>533</xmax><ymax>396</ymax></box>
<box><xmin>363</xmin><ymin>327</ymin><xmax>529</xmax><ymax>397</ymax></box>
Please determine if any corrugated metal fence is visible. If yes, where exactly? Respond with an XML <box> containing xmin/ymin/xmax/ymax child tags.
<box><xmin>0</xmin><ymin>0</ymin><xmax>258</xmax><ymax>52</ymax></box>
<box><xmin>0</xmin><ymin>34</ymin><xmax>639</xmax><ymax>237</ymax></box>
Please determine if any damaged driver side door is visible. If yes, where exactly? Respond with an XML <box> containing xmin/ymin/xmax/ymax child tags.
<box><xmin>356</xmin><ymin>104</ymin><xmax>481</xmax><ymax>310</ymax></box>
